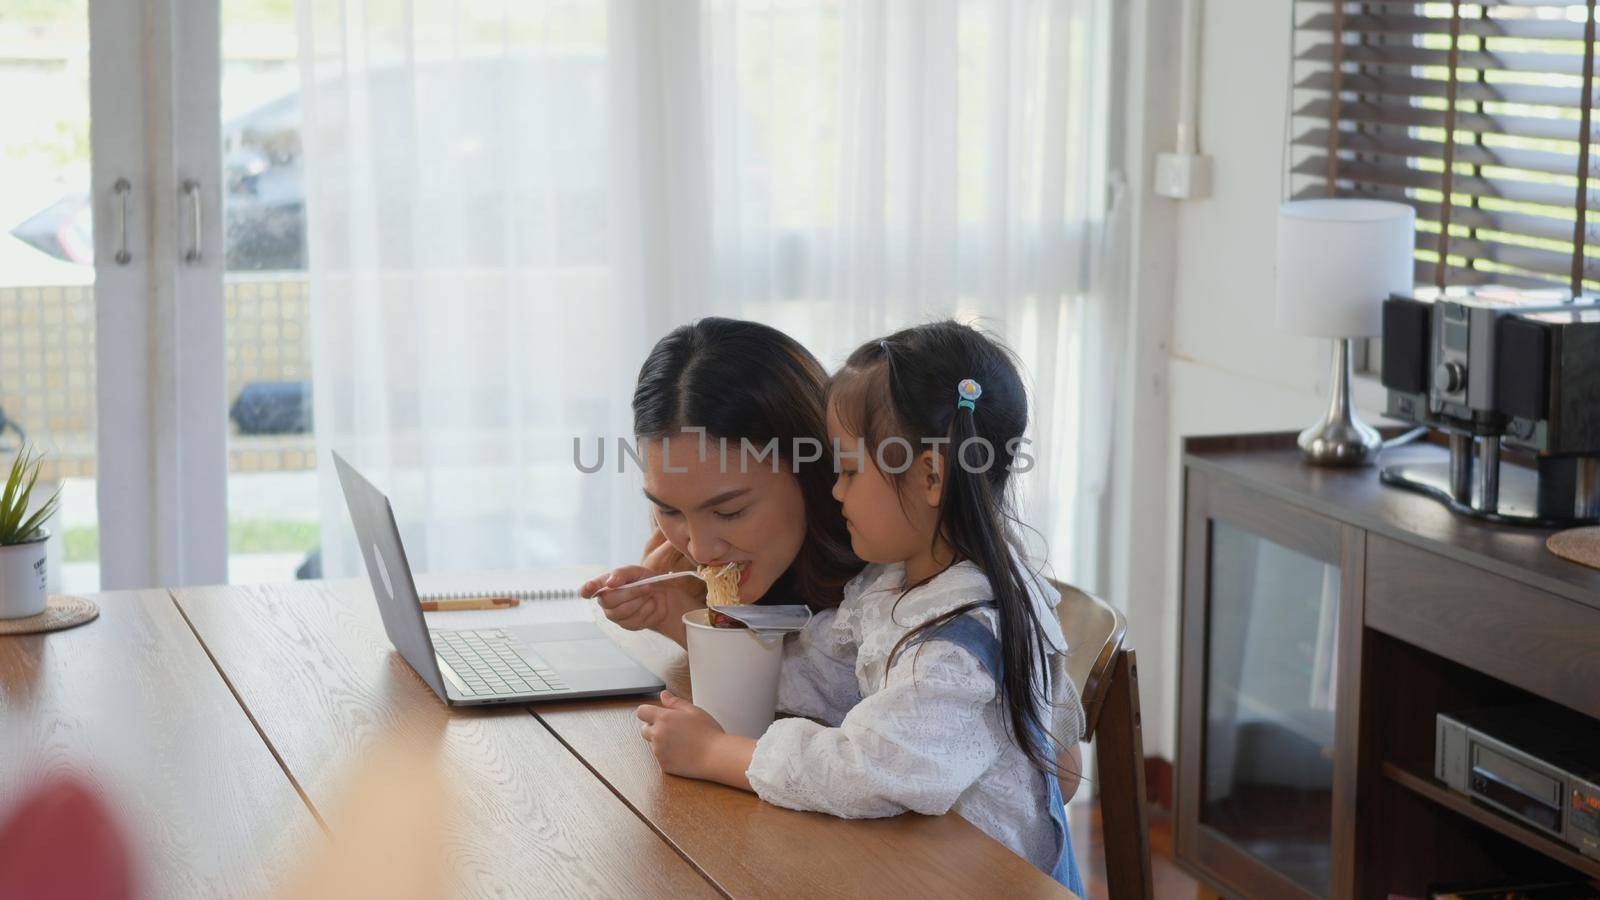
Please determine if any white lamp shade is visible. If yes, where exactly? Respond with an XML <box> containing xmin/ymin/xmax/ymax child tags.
<box><xmin>1276</xmin><ymin>198</ymin><xmax>1415</xmax><ymax>338</ymax></box>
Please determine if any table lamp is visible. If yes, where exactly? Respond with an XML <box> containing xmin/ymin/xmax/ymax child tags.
<box><xmin>1276</xmin><ymin>198</ymin><xmax>1415</xmax><ymax>466</ymax></box>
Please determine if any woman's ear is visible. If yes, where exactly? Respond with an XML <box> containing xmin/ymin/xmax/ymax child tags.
<box><xmin>917</xmin><ymin>448</ymin><xmax>945</xmax><ymax>509</ymax></box>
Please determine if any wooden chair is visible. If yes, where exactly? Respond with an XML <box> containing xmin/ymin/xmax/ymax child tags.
<box><xmin>1053</xmin><ymin>579</ymin><xmax>1154</xmax><ymax>900</ymax></box>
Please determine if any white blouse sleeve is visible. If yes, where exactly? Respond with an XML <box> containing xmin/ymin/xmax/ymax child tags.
<box><xmin>747</xmin><ymin>636</ymin><xmax>1007</xmax><ymax>818</ymax></box>
<box><xmin>774</xmin><ymin>608</ymin><xmax>859</xmax><ymax>727</ymax></box>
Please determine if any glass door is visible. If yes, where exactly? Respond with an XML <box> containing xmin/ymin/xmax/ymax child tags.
<box><xmin>0</xmin><ymin>2</ymin><xmax>99</xmax><ymax>592</ymax></box>
<box><xmin>1202</xmin><ymin>520</ymin><xmax>1340</xmax><ymax>895</ymax></box>
<box><xmin>1178</xmin><ymin>469</ymin><xmax>1362</xmax><ymax>900</ymax></box>
<box><xmin>3</xmin><ymin>0</ymin><xmax>274</xmax><ymax>591</ymax></box>
<box><xmin>220</xmin><ymin>2</ymin><xmax>318</xmax><ymax>584</ymax></box>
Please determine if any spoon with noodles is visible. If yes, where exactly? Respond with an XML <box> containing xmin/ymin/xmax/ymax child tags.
<box><xmin>590</xmin><ymin>562</ymin><xmax>745</xmax><ymax>605</ymax></box>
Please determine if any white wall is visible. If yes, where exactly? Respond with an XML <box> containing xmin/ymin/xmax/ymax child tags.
<box><xmin>1115</xmin><ymin>0</ymin><xmax>1391</xmax><ymax>762</ymax></box>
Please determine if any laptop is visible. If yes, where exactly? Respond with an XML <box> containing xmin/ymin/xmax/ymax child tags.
<box><xmin>333</xmin><ymin>452</ymin><xmax>664</xmax><ymax>706</ymax></box>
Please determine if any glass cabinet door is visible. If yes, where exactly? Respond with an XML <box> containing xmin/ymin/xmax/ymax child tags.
<box><xmin>1179</xmin><ymin>465</ymin><xmax>1361</xmax><ymax>900</ymax></box>
<box><xmin>1201</xmin><ymin>520</ymin><xmax>1341</xmax><ymax>896</ymax></box>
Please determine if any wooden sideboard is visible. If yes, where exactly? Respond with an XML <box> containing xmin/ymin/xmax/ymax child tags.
<box><xmin>1176</xmin><ymin>433</ymin><xmax>1600</xmax><ymax>899</ymax></box>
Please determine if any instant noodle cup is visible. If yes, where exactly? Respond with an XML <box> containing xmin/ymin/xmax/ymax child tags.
<box><xmin>682</xmin><ymin>607</ymin><xmax>784</xmax><ymax>738</ymax></box>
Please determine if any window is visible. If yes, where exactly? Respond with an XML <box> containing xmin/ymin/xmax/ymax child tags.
<box><xmin>1293</xmin><ymin>1</ymin><xmax>1598</xmax><ymax>293</ymax></box>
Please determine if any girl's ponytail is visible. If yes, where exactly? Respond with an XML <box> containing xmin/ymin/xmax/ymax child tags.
<box><xmin>892</xmin><ymin>384</ymin><xmax>1061</xmax><ymax>776</ymax></box>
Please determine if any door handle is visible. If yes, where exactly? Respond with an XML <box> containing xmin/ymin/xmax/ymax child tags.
<box><xmin>112</xmin><ymin>178</ymin><xmax>131</xmax><ymax>265</ymax></box>
<box><xmin>182</xmin><ymin>179</ymin><xmax>202</xmax><ymax>263</ymax></box>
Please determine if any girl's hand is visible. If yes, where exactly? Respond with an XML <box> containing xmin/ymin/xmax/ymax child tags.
<box><xmin>636</xmin><ymin>692</ymin><xmax>723</xmax><ymax>779</ymax></box>
<box><xmin>635</xmin><ymin>692</ymin><xmax>755</xmax><ymax>789</ymax></box>
<box><xmin>580</xmin><ymin>565</ymin><xmax>704</xmax><ymax>646</ymax></box>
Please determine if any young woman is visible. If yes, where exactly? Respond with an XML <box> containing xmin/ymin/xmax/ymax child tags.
<box><xmin>579</xmin><ymin>317</ymin><xmax>862</xmax><ymax>646</ymax></box>
<box><xmin>632</xmin><ymin>321</ymin><xmax>1086</xmax><ymax>891</ymax></box>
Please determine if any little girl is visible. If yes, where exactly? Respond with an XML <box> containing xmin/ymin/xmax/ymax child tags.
<box><xmin>635</xmin><ymin>321</ymin><xmax>1085</xmax><ymax>892</ymax></box>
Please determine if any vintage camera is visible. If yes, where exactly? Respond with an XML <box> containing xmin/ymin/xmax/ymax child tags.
<box><xmin>1381</xmin><ymin>286</ymin><xmax>1600</xmax><ymax>525</ymax></box>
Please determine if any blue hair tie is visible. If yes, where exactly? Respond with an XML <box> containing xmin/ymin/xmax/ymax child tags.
<box><xmin>957</xmin><ymin>378</ymin><xmax>982</xmax><ymax>411</ymax></box>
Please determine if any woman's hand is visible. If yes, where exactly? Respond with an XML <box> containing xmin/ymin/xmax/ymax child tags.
<box><xmin>580</xmin><ymin>565</ymin><xmax>704</xmax><ymax>646</ymax></box>
<box><xmin>641</xmin><ymin>526</ymin><xmax>691</xmax><ymax>575</ymax></box>
<box><xmin>581</xmin><ymin>524</ymin><xmax>704</xmax><ymax>645</ymax></box>
<box><xmin>635</xmin><ymin>692</ymin><xmax>755</xmax><ymax>789</ymax></box>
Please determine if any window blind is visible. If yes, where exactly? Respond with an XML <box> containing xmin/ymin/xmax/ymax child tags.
<box><xmin>1292</xmin><ymin>1</ymin><xmax>1599</xmax><ymax>291</ymax></box>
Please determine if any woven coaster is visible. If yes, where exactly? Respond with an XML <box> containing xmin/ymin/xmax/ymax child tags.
<box><xmin>1547</xmin><ymin>526</ymin><xmax>1600</xmax><ymax>571</ymax></box>
<box><xmin>0</xmin><ymin>595</ymin><xmax>100</xmax><ymax>636</ymax></box>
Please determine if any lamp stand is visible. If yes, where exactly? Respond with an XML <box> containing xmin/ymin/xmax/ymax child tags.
<box><xmin>1298</xmin><ymin>337</ymin><xmax>1382</xmax><ymax>467</ymax></box>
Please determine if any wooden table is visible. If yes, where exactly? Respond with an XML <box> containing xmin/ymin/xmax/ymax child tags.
<box><xmin>0</xmin><ymin>579</ymin><xmax>1073</xmax><ymax>898</ymax></box>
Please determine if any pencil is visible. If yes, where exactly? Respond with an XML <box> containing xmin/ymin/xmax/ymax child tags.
<box><xmin>419</xmin><ymin>597</ymin><xmax>521</xmax><ymax>612</ymax></box>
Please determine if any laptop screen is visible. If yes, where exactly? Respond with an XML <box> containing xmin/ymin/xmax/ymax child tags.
<box><xmin>332</xmin><ymin>452</ymin><xmax>450</xmax><ymax>702</ymax></box>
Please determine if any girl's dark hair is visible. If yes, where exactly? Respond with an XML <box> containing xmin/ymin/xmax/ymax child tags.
<box><xmin>633</xmin><ymin>317</ymin><xmax>862</xmax><ymax>610</ymax></box>
<box><xmin>829</xmin><ymin>320</ymin><xmax>1060</xmax><ymax>775</ymax></box>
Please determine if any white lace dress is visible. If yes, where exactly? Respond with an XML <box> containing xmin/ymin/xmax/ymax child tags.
<box><xmin>744</xmin><ymin>559</ymin><xmax>1086</xmax><ymax>875</ymax></box>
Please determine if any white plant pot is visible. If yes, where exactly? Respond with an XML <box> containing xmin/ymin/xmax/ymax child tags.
<box><xmin>0</xmin><ymin>530</ymin><xmax>49</xmax><ymax>619</ymax></box>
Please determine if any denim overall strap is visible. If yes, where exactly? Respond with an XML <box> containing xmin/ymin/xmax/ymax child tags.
<box><xmin>909</xmin><ymin>614</ymin><xmax>1084</xmax><ymax>895</ymax></box>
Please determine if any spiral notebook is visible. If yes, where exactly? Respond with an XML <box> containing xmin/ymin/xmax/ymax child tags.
<box><xmin>419</xmin><ymin>585</ymin><xmax>580</xmax><ymax>602</ymax></box>
<box><xmin>413</xmin><ymin>567</ymin><xmax>598</xmax><ymax>603</ymax></box>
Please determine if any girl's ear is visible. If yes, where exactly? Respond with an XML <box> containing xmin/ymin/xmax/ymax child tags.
<box><xmin>917</xmin><ymin>448</ymin><xmax>945</xmax><ymax>509</ymax></box>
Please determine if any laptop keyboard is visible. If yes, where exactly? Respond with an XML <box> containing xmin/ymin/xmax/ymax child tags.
<box><xmin>433</xmin><ymin>629</ymin><xmax>568</xmax><ymax>697</ymax></box>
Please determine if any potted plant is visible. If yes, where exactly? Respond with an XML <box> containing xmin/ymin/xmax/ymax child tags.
<box><xmin>0</xmin><ymin>445</ymin><xmax>61</xmax><ymax>619</ymax></box>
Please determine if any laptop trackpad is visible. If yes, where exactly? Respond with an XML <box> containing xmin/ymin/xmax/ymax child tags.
<box><xmin>531</xmin><ymin>638</ymin><xmax>630</xmax><ymax>672</ymax></box>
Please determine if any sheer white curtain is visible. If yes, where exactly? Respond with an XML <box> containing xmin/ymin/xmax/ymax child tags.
<box><xmin>300</xmin><ymin>0</ymin><xmax>1118</xmax><ymax>589</ymax></box>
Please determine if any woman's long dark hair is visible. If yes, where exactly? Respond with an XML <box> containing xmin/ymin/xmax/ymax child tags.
<box><xmin>829</xmin><ymin>320</ymin><xmax>1061</xmax><ymax>775</ymax></box>
<box><xmin>633</xmin><ymin>317</ymin><xmax>862</xmax><ymax>610</ymax></box>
